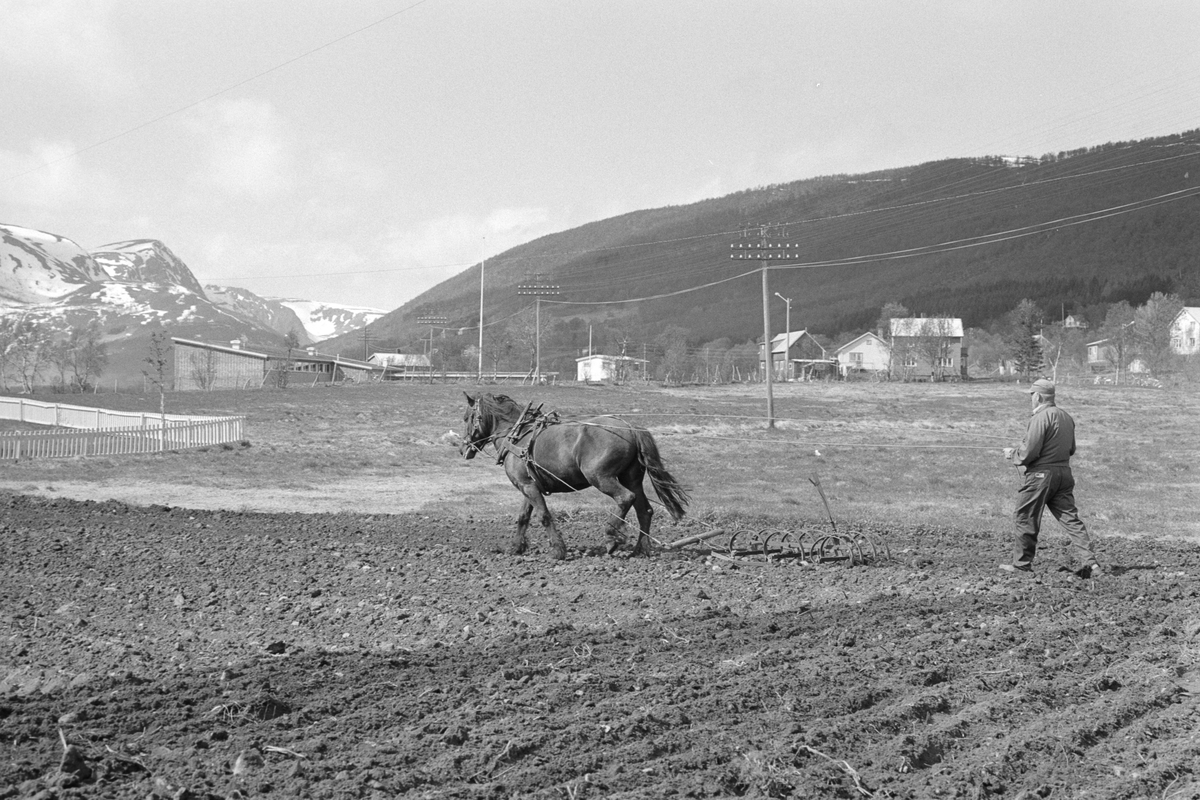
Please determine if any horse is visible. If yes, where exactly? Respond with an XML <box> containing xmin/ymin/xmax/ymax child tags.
<box><xmin>460</xmin><ymin>392</ymin><xmax>689</xmax><ymax>559</ymax></box>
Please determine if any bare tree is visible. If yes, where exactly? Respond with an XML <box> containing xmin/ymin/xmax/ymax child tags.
<box><xmin>914</xmin><ymin>318</ymin><xmax>957</xmax><ymax>381</ymax></box>
<box><xmin>143</xmin><ymin>331</ymin><xmax>172</xmax><ymax>451</ymax></box>
<box><xmin>11</xmin><ymin>317</ymin><xmax>50</xmax><ymax>393</ymax></box>
<box><xmin>189</xmin><ymin>349</ymin><xmax>218</xmax><ymax>390</ymax></box>
<box><xmin>68</xmin><ymin>321</ymin><xmax>107</xmax><ymax>392</ymax></box>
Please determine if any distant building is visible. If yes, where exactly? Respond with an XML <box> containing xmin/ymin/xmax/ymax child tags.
<box><xmin>759</xmin><ymin>329</ymin><xmax>835</xmax><ymax>380</ymax></box>
<box><xmin>835</xmin><ymin>332</ymin><xmax>890</xmax><ymax>378</ymax></box>
<box><xmin>172</xmin><ymin>338</ymin><xmax>379</xmax><ymax>390</ymax></box>
<box><xmin>1063</xmin><ymin>314</ymin><xmax>1089</xmax><ymax>329</ymax></box>
<box><xmin>1170</xmin><ymin>307</ymin><xmax>1200</xmax><ymax>355</ymax></box>
<box><xmin>367</xmin><ymin>352</ymin><xmax>431</xmax><ymax>379</ymax></box>
<box><xmin>576</xmin><ymin>354</ymin><xmax>646</xmax><ymax>383</ymax></box>
<box><xmin>889</xmin><ymin>317</ymin><xmax>965</xmax><ymax>381</ymax></box>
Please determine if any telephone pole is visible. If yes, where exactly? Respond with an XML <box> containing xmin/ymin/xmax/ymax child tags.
<box><xmin>731</xmin><ymin>224</ymin><xmax>795</xmax><ymax>428</ymax></box>
<box><xmin>516</xmin><ymin>275</ymin><xmax>560</xmax><ymax>384</ymax></box>
<box><xmin>416</xmin><ymin>314</ymin><xmax>447</xmax><ymax>384</ymax></box>
<box><xmin>358</xmin><ymin>329</ymin><xmax>374</xmax><ymax>361</ymax></box>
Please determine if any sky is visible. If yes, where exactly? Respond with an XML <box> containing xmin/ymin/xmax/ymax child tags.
<box><xmin>3</xmin><ymin>0</ymin><xmax>1200</xmax><ymax>312</ymax></box>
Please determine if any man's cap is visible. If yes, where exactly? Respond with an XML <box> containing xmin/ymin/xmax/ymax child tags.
<box><xmin>1025</xmin><ymin>378</ymin><xmax>1055</xmax><ymax>396</ymax></box>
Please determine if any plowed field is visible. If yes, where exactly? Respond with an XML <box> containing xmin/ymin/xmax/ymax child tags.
<box><xmin>4</xmin><ymin>493</ymin><xmax>1200</xmax><ymax>799</ymax></box>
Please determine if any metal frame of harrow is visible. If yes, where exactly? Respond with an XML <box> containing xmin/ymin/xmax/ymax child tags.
<box><xmin>720</xmin><ymin>526</ymin><xmax>890</xmax><ymax>565</ymax></box>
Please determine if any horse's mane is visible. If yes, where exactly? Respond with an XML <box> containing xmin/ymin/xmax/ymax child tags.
<box><xmin>478</xmin><ymin>393</ymin><xmax>521</xmax><ymax>427</ymax></box>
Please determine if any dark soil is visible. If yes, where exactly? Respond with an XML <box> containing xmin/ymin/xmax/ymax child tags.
<box><xmin>3</xmin><ymin>492</ymin><xmax>1200</xmax><ymax>799</ymax></box>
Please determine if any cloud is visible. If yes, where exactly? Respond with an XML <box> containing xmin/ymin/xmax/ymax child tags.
<box><xmin>0</xmin><ymin>0</ymin><xmax>126</xmax><ymax>93</ymax></box>
<box><xmin>382</xmin><ymin>207</ymin><xmax>553</xmax><ymax>267</ymax></box>
<box><xmin>0</xmin><ymin>139</ymin><xmax>109</xmax><ymax>212</ymax></box>
<box><xmin>187</xmin><ymin>98</ymin><xmax>295</xmax><ymax>198</ymax></box>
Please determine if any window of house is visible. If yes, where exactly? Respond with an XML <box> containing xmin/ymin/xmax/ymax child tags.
<box><xmin>902</xmin><ymin>355</ymin><xmax>917</xmax><ymax>367</ymax></box>
<box><xmin>850</xmin><ymin>352</ymin><xmax>863</xmax><ymax>364</ymax></box>
<box><xmin>936</xmin><ymin>357</ymin><xmax>953</xmax><ymax>367</ymax></box>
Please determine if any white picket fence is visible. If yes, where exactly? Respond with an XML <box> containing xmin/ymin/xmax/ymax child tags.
<box><xmin>0</xmin><ymin>396</ymin><xmax>245</xmax><ymax>459</ymax></box>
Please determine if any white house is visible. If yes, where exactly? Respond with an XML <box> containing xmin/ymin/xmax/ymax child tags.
<box><xmin>835</xmin><ymin>332</ymin><xmax>890</xmax><ymax>377</ymax></box>
<box><xmin>1170</xmin><ymin>307</ymin><xmax>1200</xmax><ymax>355</ymax></box>
<box><xmin>367</xmin><ymin>352</ymin><xmax>431</xmax><ymax>378</ymax></box>
<box><xmin>889</xmin><ymin>317</ymin><xmax>965</xmax><ymax>381</ymax></box>
<box><xmin>576</xmin><ymin>354</ymin><xmax>646</xmax><ymax>383</ymax></box>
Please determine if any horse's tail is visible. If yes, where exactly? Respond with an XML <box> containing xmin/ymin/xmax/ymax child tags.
<box><xmin>633</xmin><ymin>428</ymin><xmax>689</xmax><ymax>522</ymax></box>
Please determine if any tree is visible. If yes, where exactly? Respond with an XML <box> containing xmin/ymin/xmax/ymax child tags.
<box><xmin>914</xmin><ymin>317</ymin><xmax>957</xmax><ymax>381</ymax></box>
<box><xmin>11</xmin><ymin>317</ymin><xmax>51</xmax><ymax>393</ymax></box>
<box><xmin>1039</xmin><ymin>324</ymin><xmax>1087</xmax><ymax>383</ymax></box>
<box><xmin>68</xmin><ymin>321</ymin><xmax>107</xmax><ymax>392</ymax></box>
<box><xmin>189</xmin><ymin>349</ymin><xmax>218</xmax><ymax>391</ymax></box>
<box><xmin>1132</xmin><ymin>291</ymin><xmax>1184</xmax><ymax>376</ymax></box>
<box><xmin>277</xmin><ymin>329</ymin><xmax>302</xmax><ymax>388</ymax></box>
<box><xmin>143</xmin><ymin>331</ymin><xmax>172</xmax><ymax>451</ymax></box>
<box><xmin>1003</xmin><ymin>299</ymin><xmax>1044</xmax><ymax>379</ymax></box>
<box><xmin>875</xmin><ymin>302</ymin><xmax>909</xmax><ymax>379</ymax></box>
<box><xmin>1098</xmin><ymin>301</ymin><xmax>1136</xmax><ymax>381</ymax></box>
<box><xmin>655</xmin><ymin>325</ymin><xmax>691</xmax><ymax>383</ymax></box>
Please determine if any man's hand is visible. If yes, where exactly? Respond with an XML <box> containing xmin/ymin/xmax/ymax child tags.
<box><xmin>1003</xmin><ymin>447</ymin><xmax>1015</xmax><ymax>461</ymax></box>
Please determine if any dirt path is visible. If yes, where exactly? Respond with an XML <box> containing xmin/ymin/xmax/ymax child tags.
<box><xmin>4</xmin><ymin>491</ymin><xmax>1200</xmax><ymax>798</ymax></box>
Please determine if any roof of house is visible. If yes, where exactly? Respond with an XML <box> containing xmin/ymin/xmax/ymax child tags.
<box><xmin>1177</xmin><ymin>307</ymin><xmax>1200</xmax><ymax>324</ymax></box>
<box><xmin>889</xmin><ymin>318</ymin><xmax>964</xmax><ymax>338</ymax></box>
<box><xmin>835</xmin><ymin>331</ymin><xmax>887</xmax><ymax>355</ymax></box>
<box><xmin>368</xmin><ymin>353</ymin><xmax>430</xmax><ymax>367</ymax></box>
<box><xmin>765</xmin><ymin>330</ymin><xmax>810</xmax><ymax>355</ymax></box>
<box><xmin>172</xmin><ymin>337</ymin><xmax>378</xmax><ymax>370</ymax></box>
<box><xmin>575</xmin><ymin>354</ymin><xmax>647</xmax><ymax>364</ymax></box>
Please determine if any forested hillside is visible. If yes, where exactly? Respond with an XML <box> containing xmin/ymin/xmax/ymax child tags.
<box><xmin>331</xmin><ymin>131</ymin><xmax>1200</xmax><ymax>376</ymax></box>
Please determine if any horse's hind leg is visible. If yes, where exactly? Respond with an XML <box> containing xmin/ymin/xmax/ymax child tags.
<box><xmin>592</xmin><ymin>475</ymin><xmax>637</xmax><ymax>555</ymax></box>
<box><xmin>510</xmin><ymin>498</ymin><xmax>533</xmax><ymax>555</ymax></box>
<box><xmin>631</xmin><ymin>485</ymin><xmax>655</xmax><ymax>557</ymax></box>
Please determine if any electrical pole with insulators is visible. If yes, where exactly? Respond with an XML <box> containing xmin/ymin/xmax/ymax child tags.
<box><xmin>731</xmin><ymin>224</ymin><xmax>795</xmax><ymax>428</ymax></box>
<box><xmin>416</xmin><ymin>315</ymin><xmax>447</xmax><ymax>384</ymax></box>
<box><xmin>515</xmin><ymin>275</ymin><xmax>560</xmax><ymax>384</ymax></box>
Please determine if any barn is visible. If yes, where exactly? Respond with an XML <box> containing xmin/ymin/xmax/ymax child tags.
<box><xmin>172</xmin><ymin>338</ymin><xmax>379</xmax><ymax>390</ymax></box>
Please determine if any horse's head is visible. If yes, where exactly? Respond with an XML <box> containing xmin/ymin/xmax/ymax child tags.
<box><xmin>460</xmin><ymin>392</ymin><xmax>491</xmax><ymax>459</ymax></box>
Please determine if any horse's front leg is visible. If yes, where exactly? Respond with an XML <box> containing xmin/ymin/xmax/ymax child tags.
<box><xmin>528</xmin><ymin>490</ymin><xmax>568</xmax><ymax>561</ymax></box>
<box><xmin>510</xmin><ymin>497</ymin><xmax>533</xmax><ymax>555</ymax></box>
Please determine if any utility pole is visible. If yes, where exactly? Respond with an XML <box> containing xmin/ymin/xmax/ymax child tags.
<box><xmin>477</xmin><ymin>254</ymin><xmax>485</xmax><ymax>383</ymax></box>
<box><xmin>515</xmin><ymin>275</ymin><xmax>560</xmax><ymax>384</ymax></box>
<box><xmin>731</xmin><ymin>224</ymin><xmax>795</xmax><ymax>428</ymax></box>
<box><xmin>358</xmin><ymin>329</ymin><xmax>374</xmax><ymax>362</ymax></box>
<box><xmin>774</xmin><ymin>292</ymin><xmax>792</xmax><ymax>382</ymax></box>
<box><xmin>416</xmin><ymin>314</ymin><xmax>447</xmax><ymax>384</ymax></box>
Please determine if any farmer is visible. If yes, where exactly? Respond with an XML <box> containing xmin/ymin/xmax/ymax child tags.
<box><xmin>999</xmin><ymin>378</ymin><xmax>1101</xmax><ymax>577</ymax></box>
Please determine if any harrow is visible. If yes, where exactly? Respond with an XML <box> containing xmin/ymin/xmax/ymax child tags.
<box><xmin>667</xmin><ymin>524</ymin><xmax>890</xmax><ymax>565</ymax></box>
<box><xmin>663</xmin><ymin>474</ymin><xmax>890</xmax><ymax>566</ymax></box>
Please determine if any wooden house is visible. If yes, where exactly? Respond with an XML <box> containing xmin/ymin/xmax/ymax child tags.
<box><xmin>759</xmin><ymin>330</ymin><xmax>835</xmax><ymax>380</ymax></box>
<box><xmin>835</xmin><ymin>332</ymin><xmax>890</xmax><ymax>378</ymax></box>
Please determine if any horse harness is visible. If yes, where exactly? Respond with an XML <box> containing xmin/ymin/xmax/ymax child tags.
<box><xmin>496</xmin><ymin>402</ymin><xmax>561</xmax><ymax>493</ymax></box>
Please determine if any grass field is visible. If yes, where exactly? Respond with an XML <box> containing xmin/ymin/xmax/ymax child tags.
<box><xmin>2</xmin><ymin>379</ymin><xmax>1196</xmax><ymax>549</ymax></box>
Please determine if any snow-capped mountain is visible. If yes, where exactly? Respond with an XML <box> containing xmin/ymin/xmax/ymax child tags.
<box><xmin>0</xmin><ymin>224</ymin><xmax>110</xmax><ymax>303</ymax></box>
<box><xmin>93</xmin><ymin>239</ymin><xmax>207</xmax><ymax>296</ymax></box>
<box><xmin>0</xmin><ymin>223</ymin><xmax>385</xmax><ymax>381</ymax></box>
<box><xmin>270</xmin><ymin>298</ymin><xmax>385</xmax><ymax>342</ymax></box>
<box><xmin>204</xmin><ymin>284</ymin><xmax>312</xmax><ymax>344</ymax></box>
